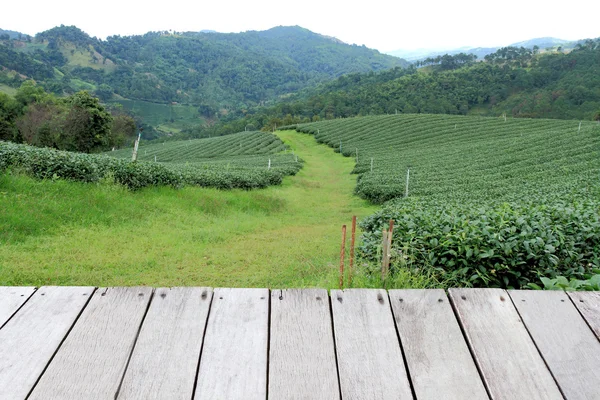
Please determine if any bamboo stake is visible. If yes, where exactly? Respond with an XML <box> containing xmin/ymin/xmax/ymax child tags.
<box><xmin>381</xmin><ymin>228</ymin><xmax>389</xmax><ymax>281</ymax></box>
<box><xmin>339</xmin><ymin>225</ymin><xmax>347</xmax><ymax>289</ymax></box>
<box><xmin>349</xmin><ymin>216</ymin><xmax>357</xmax><ymax>287</ymax></box>
<box><xmin>381</xmin><ymin>219</ymin><xmax>395</xmax><ymax>281</ymax></box>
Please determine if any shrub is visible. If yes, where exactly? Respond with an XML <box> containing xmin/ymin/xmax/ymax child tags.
<box><xmin>359</xmin><ymin>196</ymin><xmax>600</xmax><ymax>289</ymax></box>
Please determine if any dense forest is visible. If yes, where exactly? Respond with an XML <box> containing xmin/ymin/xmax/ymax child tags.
<box><xmin>188</xmin><ymin>40</ymin><xmax>600</xmax><ymax>137</ymax></box>
<box><xmin>0</xmin><ymin>25</ymin><xmax>406</xmax><ymax>111</ymax></box>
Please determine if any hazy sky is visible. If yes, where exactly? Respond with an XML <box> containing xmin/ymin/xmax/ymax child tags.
<box><xmin>3</xmin><ymin>0</ymin><xmax>599</xmax><ymax>52</ymax></box>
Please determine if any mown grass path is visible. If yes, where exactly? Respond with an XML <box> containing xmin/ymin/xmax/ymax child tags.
<box><xmin>0</xmin><ymin>131</ymin><xmax>377</xmax><ymax>287</ymax></box>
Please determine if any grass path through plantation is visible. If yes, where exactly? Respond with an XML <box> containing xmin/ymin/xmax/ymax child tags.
<box><xmin>0</xmin><ymin>131</ymin><xmax>378</xmax><ymax>287</ymax></box>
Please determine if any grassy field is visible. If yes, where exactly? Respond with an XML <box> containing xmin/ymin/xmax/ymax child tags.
<box><xmin>0</xmin><ymin>131</ymin><xmax>405</xmax><ymax>288</ymax></box>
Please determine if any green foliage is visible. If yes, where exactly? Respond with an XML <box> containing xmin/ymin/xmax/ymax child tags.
<box><xmin>360</xmin><ymin>198</ymin><xmax>600</xmax><ymax>289</ymax></box>
<box><xmin>62</xmin><ymin>91</ymin><xmax>113</xmax><ymax>152</ymax></box>
<box><xmin>1</xmin><ymin>130</ymin><xmax>302</xmax><ymax>190</ymax></box>
<box><xmin>528</xmin><ymin>272</ymin><xmax>600</xmax><ymax>291</ymax></box>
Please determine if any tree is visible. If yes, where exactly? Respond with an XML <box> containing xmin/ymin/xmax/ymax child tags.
<box><xmin>62</xmin><ymin>91</ymin><xmax>113</xmax><ymax>152</ymax></box>
<box><xmin>109</xmin><ymin>114</ymin><xmax>136</xmax><ymax>148</ymax></box>
<box><xmin>0</xmin><ymin>92</ymin><xmax>22</xmax><ymax>141</ymax></box>
<box><xmin>594</xmin><ymin>110</ymin><xmax>600</xmax><ymax>121</ymax></box>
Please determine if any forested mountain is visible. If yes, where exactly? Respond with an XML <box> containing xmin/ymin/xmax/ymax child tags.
<box><xmin>194</xmin><ymin>40</ymin><xmax>600</xmax><ymax>136</ymax></box>
<box><xmin>0</xmin><ymin>25</ymin><xmax>407</xmax><ymax>112</ymax></box>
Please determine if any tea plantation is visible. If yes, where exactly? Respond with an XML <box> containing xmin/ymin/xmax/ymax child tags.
<box><xmin>294</xmin><ymin>114</ymin><xmax>600</xmax><ymax>288</ymax></box>
<box><xmin>0</xmin><ymin>131</ymin><xmax>302</xmax><ymax>190</ymax></box>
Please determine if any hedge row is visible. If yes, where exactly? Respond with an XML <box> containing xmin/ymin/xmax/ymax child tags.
<box><xmin>0</xmin><ymin>141</ymin><xmax>293</xmax><ymax>190</ymax></box>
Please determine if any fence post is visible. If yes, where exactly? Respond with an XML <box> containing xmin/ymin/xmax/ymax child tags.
<box><xmin>349</xmin><ymin>216</ymin><xmax>356</xmax><ymax>287</ymax></box>
<box><xmin>339</xmin><ymin>225</ymin><xmax>347</xmax><ymax>289</ymax></box>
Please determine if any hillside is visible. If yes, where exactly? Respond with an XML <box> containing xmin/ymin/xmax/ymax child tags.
<box><xmin>296</xmin><ymin>114</ymin><xmax>599</xmax><ymax>203</ymax></box>
<box><xmin>220</xmin><ymin>40</ymin><xmax>600</xmax><ymax>134</ymax></box>
<box><xmin>0</xmin><ymin>25</ymin><xmax>407</xmax><ymax>114</ymax></box>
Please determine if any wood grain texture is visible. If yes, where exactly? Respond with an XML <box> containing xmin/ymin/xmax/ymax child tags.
<box><xmin>389</xmin><ymin>289</ymin><xmax>488</xmax><ymax>400</ymax></box>
<box><xmin>0</xmin><ymin>286</ymin><xmax>36</xmax><ymax>327</ymax></box>
<box><xmin>567</xmin><ymin>291</ymin><xmax>600</xmax><ymax>340</ymax></box>
<box><xmin>449</xmin><ymin>288</ymin><xmax>562</xmax><ymax>400</ymax></box>
<box><xmin>194</xmin><ymin>288</ymin><xmax>269</xmax><ymax>400</ymax></box>
<box><xmin>510</xmin><ymin>290</ymin><xmax>600</xmax><ymax>399</ymax></box>
<box><xmin>330</xmin><ymin>289</ymin><xmax>412</xmax><ymax>400</ymax></box>
<box><xmin>0</xmin><ymin>286</ymin><xmax>93</xmax><ymax>400</ymax></box>
<box><xmin>117</xmin><ymin>287</ymin><xmax>213</xmax><ymax>400</ymax></box>
<box><xmin>28</xmin><ymin>287</ymin><xmax>153</xmax><ymax>400</ymax></box>
<box><xmin>268</xmin><ymin>289</ymin><xmax>339</xmax><ymax>400</ymax></box>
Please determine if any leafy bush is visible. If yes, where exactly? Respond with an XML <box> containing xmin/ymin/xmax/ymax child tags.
<box><xmin>359</xmin><ymin>197</ymin><xmax>600</xmax><ymax>289</ymax></box>
<box><xmin>528</xmin><ymin>273</ymin><xmax>600</xmax><ymax>291</ymax></box>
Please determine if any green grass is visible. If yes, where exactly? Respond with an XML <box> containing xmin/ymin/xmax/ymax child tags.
<box><xmin>0</xmin><ymin>131</ymin><xmax>399</xmax><ymax>288</ymax></box>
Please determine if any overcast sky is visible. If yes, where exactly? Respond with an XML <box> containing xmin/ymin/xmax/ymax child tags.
<box><xmin>3</xmin><ymin>0</ymin><xmax>599</xmax><ymax>52</ymax></box>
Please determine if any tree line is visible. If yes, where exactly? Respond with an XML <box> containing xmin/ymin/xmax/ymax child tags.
<box><xmin>184</xmin><ymin>41</ymin><xmax>600</xmax><ymax>137</ymax></box>
<box><xmin>0</xmin><ymin>81</ymin><xmax>136</xmax><ymax>153</ymax></box>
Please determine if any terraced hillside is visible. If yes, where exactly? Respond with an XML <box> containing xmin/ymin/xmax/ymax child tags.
<box><xmin>297</xmin><ymin>114</ymin><xmax>599</xmax><ymax>203</ymax></box>
<box><xmin>295</xmin><ymin>115</ymin><xmax>600</xmax><ymax>288</ymax></box>
<box><xmin>109</xmin><ymin>131</ymin><xmax>301</xmax><ymax>176</ymax></box>
<box><xmin>1</xmin><ymin>131</ymin><xmax>302</xmax><ymax>192</ymax></box>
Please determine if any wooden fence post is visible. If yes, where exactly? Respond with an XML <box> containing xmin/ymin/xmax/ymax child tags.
<box><xmin>339</xmin><ymin>225</ymin><xmax>347</xmax><ymax>289</ymax></box>
<box><xmin>381</xmin><ymin>219</ymin><xmax>394</xmax><ymax>281</ymax></box>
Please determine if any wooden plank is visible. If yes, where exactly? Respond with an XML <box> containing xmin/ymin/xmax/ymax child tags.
<box><xmin>28</xmin><ymin>287</ymin><xmax>153</xmax><ymax>400</ymax></box>
<box><xmin>510</xmin><ymin>290</ymin><xmax>600</xmax><ymax>399</ymax></box>
<box><xmin>448</xmin><ymin>288</ymin><xmax>562</xmax><ymax>400</ymax></box>
<box><xmin>0</xmin><ymin>286</ymin><xmax>93</xmax><ymax>400</ymax></box>
<box><xmin>0</xmin><ymin>286</ymin><xmax>36</xmax><ymax>327</ymax></box>
<box><xmin>268</xmin><ymin>289</ymin><xmax>339</xmax><ymax>400</ymax></box>
<box><xmin>567</xmin><ymin>291</ymin><xmax>600</xmax><ymax>340</ymax></box>
<box><xmin>117</xmin><ymin>287</ymin><xmax>213</xmax><ymax>400</ymax></box>
<box><xmin>194</xmin><ymin>288</ymin><xmax>269</xmax><ymax>400</ymax></box>
<box><xmin>330</xmin><ymin>289</ymin><xmax>412</xmax><ymax>400</ymax></box>
<box><xmin>389</xmin><ymin>289</ymin><xmax>488</xmax><ymax>400</ymax></box>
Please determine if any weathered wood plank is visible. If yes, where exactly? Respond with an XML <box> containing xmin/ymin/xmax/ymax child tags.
<box><xmin>117</xmin><ymin>287</ymin><xmax>213</xmax><ymax>399</ymax></box>
<box><xmin>389</xmin><ymin>289</ymin><xmax>488</xmax><ymax>400</ymax></box>
<box><xmin>0</xmin><ymin>286</ymin><xmax>36</xmax><ymax>327</ymax></box>
<box><xmin>567</xmin><ymin>291</ymin><xmax>600</xmax><ymax>340</ymax></box>
<box><xmin>449</xmin><ymin>288</ymin><xmax>562</xmax><ymax>400</ymax></box>
<box><xmin>194</xmin><ymin>288</ymin><xmax>269</xmax><ymax>400</ymax></box>
<box><xmin>331</xmin><ymin>289</ymin><xmax>412</xmax><ymax>400</ymax></box>
<box><xmin>269</xmin><ymin>289</ymin><xmax>339</xmax><ymax>400</ymax></box>
<box><xmin>510</xmin><ymin>290</ymin><xmax>600</xmax><ymax>399</ymax></box>
<box><xmin>28</xmin><ymin>287</ymin><xmax>153</xmax><ymax>400</ymax></box>
<box><xmin>0</xmin><ymin>286</ymin><xmax>93</xmax><ymax>400</ymax></box>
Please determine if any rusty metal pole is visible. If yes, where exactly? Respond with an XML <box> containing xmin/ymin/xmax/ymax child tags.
<box><xmin>349</xmin><ymin>216</ymin><xmax>357</xmax><ymax>287</ymax></box>
<box><xmin>339</xmin><ymin>225</ymin><xmax>347</xmax><ymax>289</ymax></box>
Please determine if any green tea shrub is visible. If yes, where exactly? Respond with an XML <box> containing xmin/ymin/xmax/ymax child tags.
<box><xmin>360</xmin><ymin>197</ymin><xmax>600</xmax><ymax>288</ymax></box>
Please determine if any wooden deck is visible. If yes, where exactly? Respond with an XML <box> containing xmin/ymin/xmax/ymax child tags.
<box><xmin>1</xmin><ymin>287</ymin><xmax>599</xmax><ymax>399</ymax></box>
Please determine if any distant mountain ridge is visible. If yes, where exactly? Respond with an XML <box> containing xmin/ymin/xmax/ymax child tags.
<box><xmin>387</xmin><ymin>37</ymin><xmax>583</xmax><ymax>61</ymax></box>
